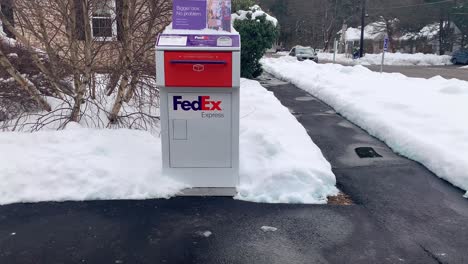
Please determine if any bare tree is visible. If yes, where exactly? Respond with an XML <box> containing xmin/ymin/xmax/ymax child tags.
<box><xmin>0</xmin><ymin>0</ymin><xmax>171</xmax><ymax>131</ymax></box>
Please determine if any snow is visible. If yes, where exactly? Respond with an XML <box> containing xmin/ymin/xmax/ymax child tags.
<box><xmin>461</xmin><ymin>65</ymin><xmax>468</xmax><ymax>69</ymax></box>
<box><xmin>2</xmin><ymin>74</ymin><xmax>161</xmax><ymax>133</ymax></box>
<box><xmin>7</xmin><ymin>53</ymin><xmax>18</xmax><ymax>59</ymax></box>
<box><xmin>343</xmin><ymin>21</ymin><xmax>442</xmax><ymax>42</ymax></box>
<box><xmin>400</xmin><ymin>22</ymin><xmax>457</xmax><ymax>41</ymax></box>
<box><xmin>276</xmin><ymin>51</ymin><xmax>289</xmax><ymax>56</ymax></box>
<box><xmin>0</xmin><ymin>79</ymin><xmax>337</xmax><ymax>205</ymax></box>
<box><xmin>232</xmin><ymin>5</ymin><xmax>278</xmax><ymax>27</ymax></box>
<box><xmin>261</xmin><ymin>226</ymin><xmax>278</xmax><ymax>232</ymax></box>
<box><xmin>237</xmin><ymin>79</ymin><xmax>338</xmax><ymax>203</ymax></box>
<box><xmin>196</xmin><ymin>231</ymin><xmax>213</xmax><ymax>238</ymax></box>
<box><xmin>262</xmin><ymin>56</ymin><xmax>468</xmax><ymax>198</ymax></box>
<box><xmin>339</xmin><ymin>21</ymin><xmax>386</xmax><ymax>41</ymax></box>
<box><xmin>317</xmin><ymin>52</ymin><xmax>452</xmax><ymax>66</ymax></box>
<box><xmin>0</xmin><ymin>128</ymin><xmax>185</xmax><ymax>205</ymax></box>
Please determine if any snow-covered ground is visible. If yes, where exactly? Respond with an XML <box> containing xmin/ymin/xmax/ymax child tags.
<box><xmin>461</xmin><ymin>65</ymin><xmax>468</xmax><ymax>69</ymax></box>
<box><xmin>317</xmin><ymin>52</ymin><xmax>452</xmax><ymax>66</ymax></box>
<box><xmin>0</xmin><ymin>79</ymin><xmax>338</xmax><ymax>205</ymax></box>
<box><xmin>262</xmin><ymin>56</ymin><xmax>468</xmax><ymax>198</ymax></box>
<box><xmin>237</xmin><ymin>79</ymin><xmax>337</xmax><ymax>203</ymax></box>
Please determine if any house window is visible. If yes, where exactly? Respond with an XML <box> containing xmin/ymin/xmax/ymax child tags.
<box><xmin>91</xmin><ymin>0</ymin><xmax>117</xmax><ymax>40</ymax></box>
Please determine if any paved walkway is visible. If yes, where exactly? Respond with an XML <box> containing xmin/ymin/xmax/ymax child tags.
<box><xmin>0</xmin><ymin>75</ymin><xmax>467</xmax><ymax>263</ymax></box>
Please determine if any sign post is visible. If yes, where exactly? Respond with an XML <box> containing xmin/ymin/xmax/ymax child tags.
<box><xmin>333</xmin><ymin>38</ymin><xmax>337</xmax><ymax>63</ymax></box>
<box><xmin>381</xmin><ymin>36</ymin><xmax>389</xmax><ymax>73</ymax></box>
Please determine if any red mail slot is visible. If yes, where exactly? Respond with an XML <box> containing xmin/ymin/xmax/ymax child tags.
<box><xmin>164</xmin><ymin>51</ymin><xmax>232</xmax><ymax>88</ymax></box>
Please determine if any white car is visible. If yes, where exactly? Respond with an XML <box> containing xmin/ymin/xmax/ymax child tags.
<box><xmin>289</xmin><ymin>46</ymin><xmax>318</xmax><ymax>63</ymax></box>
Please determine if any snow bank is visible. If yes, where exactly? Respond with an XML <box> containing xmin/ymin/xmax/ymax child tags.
<box><xmin>237</xmin><ymin>79</ymin><xmax>338</xmax><ymax>203</ymax></box>
<box><xmin>0</xmin><ymin>128</ymin><xmax>185</xmax><ymax>205</ymax></box>
<box><xmin>262</xmin><ymin>56</ymin><xmax>468</xmax><ymax>198</ymax></box>
<box><xmin>232</xmin><ymin>5</ymin><xmax>278</xmax><ymax>26</ymax></box>
<box><xmin>461</xmin><ymin>65</ymin><xmax>468</xmax><ymax>69</ymax></box>
<box><xmin>0</xmin><ymin>79</ymin><xmax>337</xmax><ymax>205</ymax></box>
<box><xmin>317</xmin><ymin>52</ymin><xmax>452</xmax><ymax>66</ymax></box>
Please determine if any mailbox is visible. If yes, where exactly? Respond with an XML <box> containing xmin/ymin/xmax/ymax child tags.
<box><xmin>156</xmin><ymin>29</ymin><xmax>241</xmax><ymax>195</ymax></box>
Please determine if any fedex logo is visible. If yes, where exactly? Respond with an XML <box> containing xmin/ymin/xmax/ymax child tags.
<box><xmin>173</xmin><ymin>96</ymin><xmax>222</xmax><ymax>111</ymax></box>
<box><xmin>194</xmin><ymin>36</ymin><xmax>209</xmax><ymax>40</ymax></box>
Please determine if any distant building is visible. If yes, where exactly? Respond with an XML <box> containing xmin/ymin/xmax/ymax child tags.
<box><xmin>337</xmin><ymin>22</ymin><xmax>389</xmax><ymax>55</ymax></box>
<box><xmin>337</xmin><ymin>21</ymin><xmax>464</xmax><ymax>55</ymax></box>
<box><xmin>398</xmin><ymin>22</ymin><xmax>463</xmax><ymax>55</ymax></box>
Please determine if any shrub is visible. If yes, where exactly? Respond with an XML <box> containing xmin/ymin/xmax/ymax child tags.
<box><xmin>233</xmin><ymin>8</ymin><xmax>279</xmax><ymax>78</ymax></box>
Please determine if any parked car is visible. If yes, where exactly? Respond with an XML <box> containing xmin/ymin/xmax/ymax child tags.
<box><xmin>451</xmin><ymin>49</ymin><xmax>468</xmax><ymax>65</ymax></box>
<box><xmin>289</xmin><ymin>46</ymin><xmax>319</xmax><ymax>63</ymax></box>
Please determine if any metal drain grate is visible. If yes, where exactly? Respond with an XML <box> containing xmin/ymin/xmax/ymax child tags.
<box><xmin>355</xmin><ymin>147</ymin><xmax>382</xmax><ymax>158</ymax></box>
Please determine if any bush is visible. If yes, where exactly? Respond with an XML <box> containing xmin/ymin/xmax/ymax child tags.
<box><xmin>233</xmin><ymin>11</ymin><xmax>279</xmax><ymax>78</ymax></box>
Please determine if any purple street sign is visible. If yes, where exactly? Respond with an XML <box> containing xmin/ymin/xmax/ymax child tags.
<box><xmin>173</xmin><ymin>0</ymin><xmax>207</xmax><ymax>30</ymax></box>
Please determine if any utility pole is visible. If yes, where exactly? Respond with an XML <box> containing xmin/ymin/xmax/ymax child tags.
<box><xmin>360</xmin><ymin>0</ymin><xmax>366</xmax><ymax>58</ymax></box>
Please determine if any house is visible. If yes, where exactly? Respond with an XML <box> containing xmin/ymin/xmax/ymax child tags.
<box><xmin>399</xmin><ymin>22</ymin><xmax>464</xmax><ymax>54</ymax></box>
<box><xmin>337</xmin><ymin>21</ymin><xmax>388</xmax><ymax>55</ymax></box>
<box><xmin>336</xmin><ymin>20</ymin><xmax>465</xmax><ymax>56</ymax></box>
<box><xmin>0</xmin><ymin>0</ymin><xmax>171</xmax><ymax>70</ymax></box>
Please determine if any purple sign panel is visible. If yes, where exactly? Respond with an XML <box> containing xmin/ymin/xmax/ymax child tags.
<box><xmin>158</xmin><ymin>34</ymin><xmax>240</xmax><ymax>47</ymax></box>
<box><xmin>173</xmin><ymin>0</ymin><xmax>207</xmax><ymax>30</ymax></box>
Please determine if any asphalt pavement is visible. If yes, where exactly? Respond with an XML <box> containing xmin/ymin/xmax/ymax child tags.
<box><xmin>0</xmin><ymin>74</ymin><xmax>467</xmax><ymax>264</ymax></box>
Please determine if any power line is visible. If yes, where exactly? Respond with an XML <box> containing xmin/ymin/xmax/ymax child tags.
<box><xmin>368</xmin><ymin>0</ymin><xmax>455</xmax><ymax>11</ymax></box>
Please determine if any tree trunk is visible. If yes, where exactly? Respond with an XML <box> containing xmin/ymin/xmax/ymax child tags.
<box><xmin>82</xmin><ymin>0</ymin><xmax>94</xmax><ymax>99</ymax></box>
<box><xmin>109</xmin><ymin>0</ymin><xmax>133</xmax><ymax>123</ymax></box>
<box><xmin>69</xmin><ymin>0</ymin><xmax>83</xmax><ymax>122</ymax></box>
<box><xmin>123</xmin><ymin>70</ymin><xmax>140</xmax><ymax>103</ymax></box>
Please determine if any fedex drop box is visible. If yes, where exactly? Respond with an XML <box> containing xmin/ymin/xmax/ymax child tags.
<box><xmin>156</xmin><ymin>26</ymin><xmax>241</xmax><ymax>195</ymax></box>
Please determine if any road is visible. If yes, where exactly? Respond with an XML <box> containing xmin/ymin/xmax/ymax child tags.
<box><xmin>272</xmin><ymin>53</ymin><xmax>468</xmax><ymax>81</ymax></box>
<box><xmin>364</xmin><ymin>64</ymin><xmax>468</xmax><ymax>81</ymax></box>
<box><xmin>0</xmin><ymin>75</ymin><xmax>467</xmax><ymax>263</ymax></box>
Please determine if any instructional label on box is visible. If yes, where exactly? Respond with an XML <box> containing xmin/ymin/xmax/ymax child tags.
<box><xmin>159</xmin><ymin>36</ymin><xmax>188</xmax><ymax>46</ymax></box>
